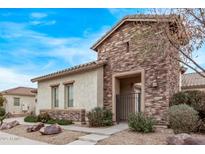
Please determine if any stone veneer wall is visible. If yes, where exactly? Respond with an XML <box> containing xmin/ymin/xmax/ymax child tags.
<box><xmin>40</xmin><ymin>109</ymin><xmax>86</xmax><ymax>123</ymax></box>
<box><xmin>96</xmin><ymin>21</ymin><xmax>180</xmax><ymax>124</ymax></box>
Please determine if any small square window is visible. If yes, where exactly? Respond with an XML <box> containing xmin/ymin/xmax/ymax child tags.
<box><xmin>14</xmin><ymin>98</ymin><xmax>20</xmax><ymax>106</ymax></box>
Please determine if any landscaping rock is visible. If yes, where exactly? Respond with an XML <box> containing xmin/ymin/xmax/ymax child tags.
<box><xmin>0</xmin><ymin>120</ymin><xmax>19</xmax><ymax>130</ymax></box>
<box><xmin>184</xmin><ymin>137</ymin><xmax>205</xmax><ymax>145</ymax></box>
<box><xmin>39</xmin><ymin>124</ymin><xmax>62</xmax><ymax>135</ymax></box>
<box><xmin>167</xmin><ymin>133</ymin><xmax>191</xmax><ymax>145</ymax></box>
<box><xmin>27</xmin><ymin>123</ymin><xmax>45</xmax><ymax>132</ymax></box>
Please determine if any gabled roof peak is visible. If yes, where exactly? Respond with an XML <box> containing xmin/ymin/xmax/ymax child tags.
<box><xmin>91</xmin><ymin>14</ymin><xmax>180</xmax><ymax>51</ymax></box>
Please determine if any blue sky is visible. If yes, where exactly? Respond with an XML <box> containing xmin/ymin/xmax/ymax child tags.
<box><xmin>0</xmin><ymin>8</ymin><xmax>204</xmax><ymax>90</ymax></box>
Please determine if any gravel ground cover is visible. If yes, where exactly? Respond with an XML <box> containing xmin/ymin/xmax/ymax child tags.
<box><xmin>97</xmin><ymin>128</ymin><xmax>205</xmax><ymax>145</ymax></box>
<box><xmin>1</xmin><ymin>124</ymin><xmax>87</xmax><ymax>145</ymax></box>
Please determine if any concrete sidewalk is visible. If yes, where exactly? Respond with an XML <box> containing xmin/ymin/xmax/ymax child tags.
<box><xmin>4</xmin><ymin>117</ymin><xmax>128</xmax><ymax>145</ymax></box>
<box><xmin>0</xmin><ymin>132</ymin><xmax>47</xmax><ymax>145</ymax></box>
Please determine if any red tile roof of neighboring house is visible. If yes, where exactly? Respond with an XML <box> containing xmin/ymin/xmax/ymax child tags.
<box><xmin>31</xmin><ymin>60</ymin><xmax>107</xmax><ymax>82</ymax></box>
<box><xmin>182</xmin><ymin>72</ymin><xmax>205</xmax><ymax>88</ymax></box>
<box><xmin>0</xmin><ymin>87</ymin><xmax>37</xmax><ymax>96</ymax></box>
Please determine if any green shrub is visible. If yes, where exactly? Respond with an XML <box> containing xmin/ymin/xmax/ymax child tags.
<box><xmin>0</xmin><ymin>94</ymin><xmax>4</xmax><ymax>107</ymax></box>
<box><xmin>24</xmin><ymin>115</ymin><xmax>38</xmax><ymax>123</ymax></box>
<box><xmin>168</xmin><ymin>104</ymin><xmax>199</xmax><ymax>133</ymax></box>
<box><xmin>170</xmin><ymin>90</ymin><xmax>205</xmax><ymax>119</ymax></box>
<box><xmin>47</xmin><ymin>119</ymin><xmax>73</xmax><ymax>125</ymax></box>
<box><xmin>87</xmin><ymin>107</ymin><xmax>113</xmax><ymax>127</ymax></box>
<box><xmin>37</xmin><ymin>112</ymin><xmax>51</xmax><ymax>123</ymax></box>
<box><xmin>0</xmin><ymin>107</ymin><xmax>5</xmax><ymax>116</ymax></box>
<box><xmin>186</xmin><ymin>91</ymin><xmax>205</xmax><ymax>118</ymax></box>
<box><xmin>128</xmin><ymin>112</ymin><xmax>156</xmax><ymax>133</ymax></box>
<box><xmin>170</xmin><ymin>91</ymin><xmax>189</xmax><ymax>106</ymax></box>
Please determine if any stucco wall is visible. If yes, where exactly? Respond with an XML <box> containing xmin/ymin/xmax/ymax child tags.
<box><xmin>3</xmin><ymin>94</ymin><xmax>35</xmax><ymax>114</ymax></box>
<box><xmin>36</xmin><ymin>67</ymin><xmax>103</xmax><ymax>115</ymax></box>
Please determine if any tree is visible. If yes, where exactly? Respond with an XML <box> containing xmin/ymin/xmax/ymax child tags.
<box><xmin>134</xmin><ymin>9</ymin><xmax>205</xmax><ymax>77</ymax></box>
<box><xmin>0</xmin><ymin>94</ymin><xmax>4</xmax><ymax>107</ymax></box>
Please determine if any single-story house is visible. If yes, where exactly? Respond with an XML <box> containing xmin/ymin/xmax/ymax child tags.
<box><xmin>182</xmin><ymin>72</ymin><xmax>205</xmax><ymax>91</ymax></box>
<box><xmin>31</xmin><ymin>14</ymin><xmax>187</xmax><ymax>124</ymax></box>
<box><xmin>0</xmin><ymin>87</ymin><xmax>37</xmax><ymax>116</ymax></box>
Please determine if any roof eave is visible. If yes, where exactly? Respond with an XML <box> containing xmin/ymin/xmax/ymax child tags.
<box><xmin>31</xmin><ymin>61</ymin><xmax>106</xmax><ymax>83</ymax></box>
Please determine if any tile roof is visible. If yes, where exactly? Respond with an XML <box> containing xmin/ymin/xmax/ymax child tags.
<box><xmin>31</xmin><ymin>60</ymin><xmax>107</xmax><ymax>82</ymax></box>
<box><xmin>0</xmin><ymin>87</ymin><xmax>37</xmax><ymax>96</ymax></box>
<box><xmin>182</xmin><ymin>72</ymin><xmax>205</xmax><ymax>88</ymax></box>
<box><xmin>91</xmin><ymin>14</ymin><xmax>180</xmax><ymax>51</ymax></box>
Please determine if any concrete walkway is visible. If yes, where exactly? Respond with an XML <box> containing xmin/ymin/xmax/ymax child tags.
<box><xmin>0</xmin><ymin>132</ymin><xmax>47</xmax><ymax>145</ymax></box>
<box><xmin>4</xmin><ymin>117</ymin><xmax>128</xmax><ymax>145</ymax></box>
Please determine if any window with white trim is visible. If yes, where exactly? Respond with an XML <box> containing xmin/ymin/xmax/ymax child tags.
<box><xmin>51</xmin><ymin>86</ymin><xmax>59</xmax><ymax>108</ymax></box>
<box><xmin>65</xmin><ymin>84</ymin><xmax>74</xmax><ymax>108</ymax></box>
<box><xmin>14</xmin><ymin>97</ymin><xmax>20</xmax><ymax>106</ymax></box>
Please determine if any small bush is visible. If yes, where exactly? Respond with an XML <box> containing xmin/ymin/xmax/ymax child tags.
<box><xmin>0</xmin><ymin>107</ymin><xmax>5</xmax><ymax>116</ymax></box>
<box><xmin>47</xmin><ymin>119</ymin><xmax>73</xmax><ymax>125</ymax></box>
<box><xmin>128</xmin><ymin>112</ymin><xmax>156</xmax><ymax>133</ymax></box>
<box><xmin>168</xmin><ymin>104</ymin><xmax>199</xmax><ymax>133</ymax></box>
<box><xmin>87</xmin><ymin>107</ymin><xmax>113</xmax><ymax>127</ymax></box>
<box><xmin>170</xmin><ymin>91</ymin><xmax>189</xmax><ymax>106</ymax></box>
<box><xmin>170</xmin><ymin>90</ymin><xmax>205</xmax><ymax>118</ymax></box>
<box><xmin>37</xmin><ymin>112</ymin><xmax>51</xmax><ymax>123</ymax></box>
<box><xmin>24</xmin><ymin>115</ymin><xmax>38</xmax><ymax>123</ymax></box>
<box><xmin>186</xmin><ymin>91</ymin><xmax>205</xmax><ymax>118</ymax></box>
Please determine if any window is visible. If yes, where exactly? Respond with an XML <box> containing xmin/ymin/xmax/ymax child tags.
<box><xmin>126</xmin><ymin>41</ymin><xmax>130</xmax><ymax>53</ymax></box>
<box><xmin>14</xmin><ymin>98</ymin><xmax>20</xmax><ymax>106</ymax></box>
<box><xmin>65</xmin><ymin>84</ymin><xmax>74</xmax><ymax>108</ymax></box>
<box><xmin>51</xmin><ymin>86</ymin><xmax>59</xmax><ymax>108</ymax></box>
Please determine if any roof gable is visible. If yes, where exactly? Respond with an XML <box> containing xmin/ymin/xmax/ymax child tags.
<box><xmin>0</xmin><ymin>87</ymin><xmax>37</xmax><ymax>96</ymax></box>
<box><xmin>91</xmin><ymin>14</ymin><xmax>179</xmax><ymax>51</ymax></box>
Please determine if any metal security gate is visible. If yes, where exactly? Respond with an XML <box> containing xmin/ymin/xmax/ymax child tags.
<box><xmin>116</xmin><ymin>93</ymin><xmax>141</xmax><ymax>123</ymax></box>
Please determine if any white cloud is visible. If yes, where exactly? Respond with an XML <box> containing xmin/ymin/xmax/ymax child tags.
<box><xmin>0</xmin><ymin>67</ymin><xmax>36</xmax><ymax>91</ymax></box>
<box><xmin>0</xmin><ymin>21</ymin><xmax>109</xmax><ymax>90</ymax></box>
<box><xmin>30</xmin><ymin>20</ymin><xmax>56</xmax><ymax>26</ymax></box>
<box><xmin>30</xmin><ymin>12</ymin><xmax>48</xmax><ymax>19</ymax></box>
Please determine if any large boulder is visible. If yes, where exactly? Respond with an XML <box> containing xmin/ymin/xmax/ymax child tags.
<box><xmin>0</xmin><ymin>120</ymin><xmax>19</xmax><ymax>130</ymax></box>
<box><xmin>167</xmin><ymin>133</ymin><xmax>205</xmax><ymax>145</ymax></box>
<box><xmin>39</xmin><ymin>124</ymin><xmax>62</xmax><ymax>135</ymax></box>
<box><xmin>184</xmin><ymin>137</ymin><xmax>205</xmax><ymax>145</ymax></box>
<box><xmin>167</xmin><ymin>133</ymin><xmax>191</xmax><ymax>145</ymax></box>
<box><xmin>27</xmin><ymin>123</ymin><xmax>44</xmax><ymax>132</ymax></box>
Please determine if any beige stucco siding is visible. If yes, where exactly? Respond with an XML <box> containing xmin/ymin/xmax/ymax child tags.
<box><xmin>36</xmin><ymin>67</ymin><xmax>103</xmax><ymax>114</ymax></box>
<box><xmin>3</xmin><ymin>94</ymin><xmax>35</xmax><ymax>114</ymax></box>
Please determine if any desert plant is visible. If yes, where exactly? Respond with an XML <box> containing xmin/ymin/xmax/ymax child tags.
<box><xmin>168</xmin><ymin>104</ymin><xmax>199</xmax><ymax>133</ymax></box>
<box><xmin>37</xmin><ymin>112</ymin><xmax>51</xmax><ymax>123</ymax></box>
<box><xmin>128</xmin><ymin>112</ymin><xmax>156</xmax><ymax>133</ymax></box>
<box><xmin>0</xmin><ymin>107</ymin><xmax>5</xmax><ymax>116</ymax></box>
<box><xmin>87</xmin><ymin>107</ymin><xmax>113</xmax><ymax>127</ymax></box>
<box><xmin>24</xmin><ymin>115</ymin><xmax>38</xmax><ymax>123</ymax></box>
<box><xmin>186</xmin><ymin>90</ymin><xmax>205</xmax><ymax>118</ymax></box>
<box><xmin>170</xmin><ymin>90</ymin><xmax>205</xmax><ymax>119</ymax></box>
<box><xmin>47</xmin><ymin>119</ymin><xmax>73</xmax><ymax>125</ymax></box>
<box><xmin>169</xmin><ymin>91</ymin><xmax>189</xmax><ymax>106</ymax></box>
<box><xmin>0</xmin><ymin>94</ymin><xmax>4</xmax><ymax>107</ymax></box>
<box><xmin>0</xmin><ymin>107</ymin><xmax>6</xmax><ymax>125</ymax></box>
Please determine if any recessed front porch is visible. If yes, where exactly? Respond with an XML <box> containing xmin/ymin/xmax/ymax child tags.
<box><xmin>112</xmin><ymin>70</ymin><xmax>145</xmax><ymax>123</ymax></box>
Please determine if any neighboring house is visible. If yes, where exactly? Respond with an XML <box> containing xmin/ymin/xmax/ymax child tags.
<box><xmin>0</xmin><ymin>87</ymin><xmax>37</xmax><ymax>116</ymax></box>
<box><xmin>182</xmin><ymin>73</ymin><xmax>205</xmax><ymax>91</ymax></box>
<box><xmin>31</xmin><ymin>15</ymin><xmax>185</xmax><ymax>124</ymax></box>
